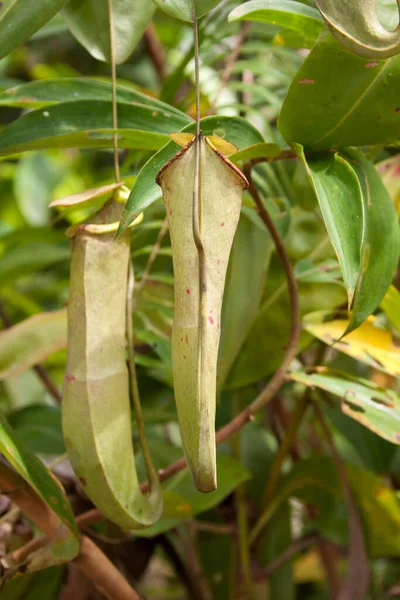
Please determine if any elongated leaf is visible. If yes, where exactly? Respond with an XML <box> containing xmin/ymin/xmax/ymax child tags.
<box><xmin>0</xmin><ymin>100</ymin><xmax>188</xmax><ymax>156</ymax></box>
<box><xmin>230</xmin><ymin>142</ymin><xmax>283</xmax><ymax>164</ymax></box>
<box><xmin>279</xmin><ymin>31</ymin><xmax>400</xmax><ymax>149</ymax></box>
<box><xmin>0</xmin><ymin>243</ymin><xmax>70</xmax><ymax>283</ymax></box>
<box><xmin>119</xmin><ymin>115</ymin><xmax>264</xmax><ymax>233</ymax></box>
<box><xmin>9</xmin><ymin>405</ymin><xmax>65</xmax><ymax>455</ymax></box>
<box><xmin>304</xmin><ymin>311</ymin><xmax>400</xmax><ymax>376</ymax></box>
<box><xmin>157</xmin><ymin>137</ymin><xmax>247</xmax><ymax>492</ymax></box>
<box><xmin>229</xmin><ymin>0</ymin><xmax>324</xmax><ymax>42</ymax></box>
<box><xmin>0</xmin><ymin>309</ymin><xmax>66</xmax><ymax>380</ymax></box>
<box><xmin>290</xmin><ymin>369</ymin><xmax>400</xmax><ymax>444</ymax></box>
<box><xmin>300</xmin><ymin>147</ymin><xmax>399</xmax><ymax>333</ymax></box>
<box><xmin>14</xmin><ymin>152</ymin><xmax>64</xmax><ymax>226</ymax></box>
<box><xmin>3</xmin><ymin>566</ymin><xmax>64</xmax><ymax>600</ymax></box>
<box><xmin>0</xmin><ymin>0</ymin><xmax>69</xmax><ymax>60</ymax></box>
<box><xmin>0</xmin><ymin>414</ymin><xmax>79</xmax><ymax>572</ymax></box>
<box><xmin>63</xmin><ymin>0</ymin><xmax>155</xmax><ymax>64</ymax></box>
<box><xmin>227</xmin><ymin>210</ymin><xmax>346</xmax><ymax>388</ymax></box>
<box><xmin>151</xmin><ymin>0</ymin><xmax>221</xmax><ymax>22</ymax></box>
<box><xmin>0</xmin><ymin>78</ymin><xmax>189</xmax><ymax>118</ymax></box>
<box><xmin>381</xmin><ymin>285</ymin><xmax>400</xmax><ymax>331</ymax></box>
<box><xmin>316</xmin><ymin>0</ymin><xmax>400</xmax><ymax>58</ymax></box>
<box><xmin>218</xmin><ymin>211</ymin><xmax>273</xmax><ymax>388</ymax></box>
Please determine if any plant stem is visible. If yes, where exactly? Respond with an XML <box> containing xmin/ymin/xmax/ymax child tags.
<box><xmin>243</xmin><ymin>165</ymin><xmax>301</xmax><ymax>413</ymax></box>
<box><xmin>264</xmin><ymin>532</ymin><xmax>321</xmax><ymax>577</ymax></box>
<box><xmin>107</xmin><ymin>0</ymin><xmax>120</xmax><ymax>183</ymax></box>
<box><xmin>209</xmin><ymin>22</ymin><xmax>250</xmax><ymax>115</ymax></box>
<box><xmin>249</xmin><ymin>393</ymin><xmax>309</xmax><ymax>547</ymax></box>
<box><xmin>144</xmin><ymin>22</ymin><xmax>166</xmax><ymax>81</ymax></box>
<box><xmin>132</xmin><ymin>217</ymin><xmax>169</xmax><ymax>313</ymax></box>
<box><xmin>75</xmin><ymin>536</ymin><xmax>142</xmax><ymax>600</ymax></box>
<box><xmin>314</xmin><ymin>403</ymin><xmax>370</xmax><ymax>600</ymax></box>
<box><xmin>191</xmin><ymin>1</ymin><xmax>208</xmax><ymax>442</ymax></box>
<box><xmin>232</xmin><ymin>393</ymin><xmax>254</xmax><ymax>599</ymax></box>
<box><xmin>127</xmin><ymin>262</ymin><xmax>158</xmax><ymax>487</ymax></box>
<box><xmin>262</xmin><ymin>394</ymin><xmax>309</xmax><ymax>508</ymax></box>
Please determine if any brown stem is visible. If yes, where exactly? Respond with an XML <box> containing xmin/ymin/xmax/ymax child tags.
<box><xmin>314</xmin><ymin>403</ymin><xmax>370</xmax><ymax>600</ymax></box>
<box><xmin>75</xmin><ymin>536</ymin><xmax>142</xmax><ymax>600</ymax></box>
<box><xmin>0</xmin><ymin>462</ymin><xmax>140</xmax><ymax>599</ymax></box>
<box><xmin>181</xmin><ymin>522</ymin><xmax>212</xmax><ymax>600</ymax></box>
<box><xmin>192</xmin><ymin>521</ymin><xmax>234</xmax><ymax>535</ymax></box>
<box><xmin>156</xmin><ymin>533</ymin><xmax>202</xmax><ymax>600</ymax></box>
<box><xmin>144</xmin><ymin>22</ymin><xmax>166</xmax><ymax>81</ymax></box>
<box><xmin>261</xmin><ymin>393</ymin><xmax>309</xmax><ymax>509</ymax></box>
<box><xmin>208</xmin><ymin>22</ymin><xmax>251</xmax><ymax>115</ymax></box>
<box><xmin>264</xmin><ymin>532</ymin><xmax>321</xmax><ymax>577</ymax></box>
<box><xmin>0</xmin><ymin>461</ymin><xmax>59</xmax><ymax>538</ymax></box>
<box><xmin>243</xmin><ymin>164</ymin><xmax>301</xmax><ymax>413</ymax></box>
<box><xmin>0</xmin><ymin>304</ymin><xmax>61</xmax><ymax>403</ymax></box>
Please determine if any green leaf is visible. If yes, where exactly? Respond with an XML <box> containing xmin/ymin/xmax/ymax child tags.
<box><xmin>0</xmin><ymin>414</ymin><xmax>79</xmax><ymax>572</ymax></box>
<box><xmin>230</xmin><ymin>142</ymin><xmax>283</xmax><ymax>165</ymax></box>
<box><xmin>0</xmin><ymin>0</ymin><xmax>69</xmax><ymax>61</ymax></box>
<box><xmin>3</xmin><ymin>566</ymin><xmax>64</xmax><ymax>600</ymax></box>
<box><xmin>381</xmin><ymin>285</ymin><xmax>400</xmax><ymax>331</ymax></box>
<box><xmin>273</xmin><ymin>27</ymin><xmax>318</xmax><ymax>50</ymax></box>
<box><xmin>9</xmin><ymin>406</ymin><xmax>65</xmax><ymax>455</ymax></box>
<box><xmin>151</xmin><ymin>0</ymin><xmax>221</xmax><ymax>22</ymax></box>
<box><xmin>0</xmin><ymin>413</ymin><xmax>77</xmax><ymax>532</ymax></box>
<box><xmin>279</xmin><ymin>31</ymin><xmax>400</xmax><ymax>150</ymax></box>
<box><xmin>316</xmin><ymin>0</ymin><xmax>400</xmax><ymax>58</ymax></box>
<box><xmin>0</xmin><ymin>100</ymin><xmax>188</xmax><ymax>156</ymax></box>
<box><xmin>226</xmin><ymin>209</ymin><xmax>346</xmax><ymax>388</ymax></box>
<box><xmin>0</xmin><ymin>78</ymin><xmax>189</xmax><ymax>118</ymax></box>
<box><xmin>218</xmin><ymin>211</ymin><xmax>273</xmax><ymax>388</ymax></box>
<box><xmin>14</xmin><ymin>152</ymin><xmax>64</xmax><ymax>226</ymax></box>
<box><xmin>0</xmin><ymin>243</ymin><xmax>70</xmax><ymax>284</ymax></box>
<box><xmin>118</xmin><ymin>115</ymin><xmax>264</xmax><ymax>233</ymax></box>
<box><xmin>259</xmin><ymin>504</ymin><xmax>294</xmax><ymax>600</ymax></box>
<box><xmin>0</xmin><ymin>309</ymin><xmax>66</xmax><ymax>380</ymax></box>
<box><xmin>253</xmin><ymin>456</ymin><xmax>400</xmax><ymax>557</ymax></box>
<box><xmin>62</xmin><ymin>0</ymin><xmax>155</xmax><ymax>64</ymax></box>
<box><xmin>327</xmin><ymin>406</ymin><xmax>395</xmax><ymax>475</ymax></box>
<box><xmin>136</xmin><ymin>453</ymin><xmax>251</xmax><ymax>537</ymax></box>
<box><xmin>300</xmin><ymin>147</ymin><xmax>399</xmax><ymax>333</ymax></box>
<box><xmin>229</xmin><ymin>0</ymin><xmax>324</xmax><ymax>43</ymax></box>
<box><xmin>290</xmin><ymin>369</ymin><xmax>400</xmax><ymax>445</ymax></box>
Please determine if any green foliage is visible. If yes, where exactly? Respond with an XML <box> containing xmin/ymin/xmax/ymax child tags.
<box><xmin>0</xmin><ymin>0</ymin><xmax>399</xmax><ymax>597</ymax></box>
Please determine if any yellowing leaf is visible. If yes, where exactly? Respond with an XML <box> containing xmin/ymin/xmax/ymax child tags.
<box><xmin>381</xmin><ymin>285</ymin><xmax>400</xmax><ymax>331</ymax></box>
<box><xmin>157</xmin><ymin>136</ymin><xmax>247</xmax><ymax>492</ymax></box>
<box><xmin>170</xmin><ymin>132</ymin><xmax>195</xmax><ymax>147</ymax></box>
<box><xmin>206</xmin><ymin>136</ymin><xmax>238</xmax><ymax>156</ymax></box>
<box><xmin>304</xmin><ymin>311</ymin><xmax>400</xmax><ymax>376</ymax></box>
<box><xmin>170</xmin><ymin>133</ymin><xmax>238</xmax><ymax>156</ymax></box>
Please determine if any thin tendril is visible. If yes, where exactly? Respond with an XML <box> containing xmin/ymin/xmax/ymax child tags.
<box><xmin>107</xmin><ymin>0</ymin><xmax>120</xmax><ymax>183</ymax></box>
